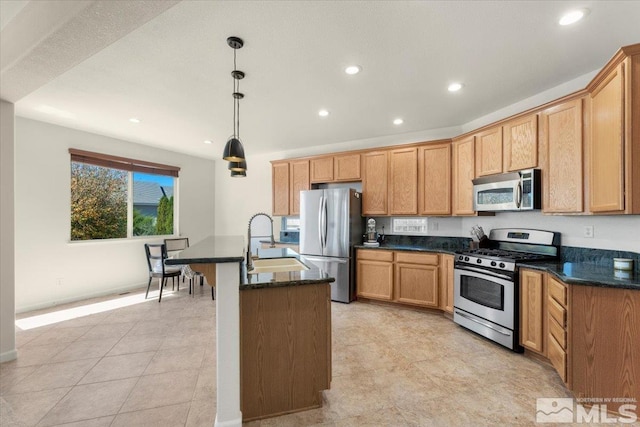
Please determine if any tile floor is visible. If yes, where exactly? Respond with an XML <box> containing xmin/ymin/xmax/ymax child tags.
<box><xmin>1</xmin><ymin>283</ymin><xmax>586</xmax><ymax>426</ymax></box>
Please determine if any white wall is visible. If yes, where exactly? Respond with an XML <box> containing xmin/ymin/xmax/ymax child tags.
<box><xmin>1</xmin><ymin>100</ymin><xmax>17</xmax><ymax>362</ymax></box>
<box><xmin>14</xmin><ymin>118</ymin><xmax>216</xmax><ymax>312</ymax></box>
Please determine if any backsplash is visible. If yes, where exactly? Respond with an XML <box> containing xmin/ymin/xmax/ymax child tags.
<box><xmin>380</xmin><ymin>235</ymin><xmax>472</xmax><ymax>252</ymax></box>
<box><xmin>561</xmin><ymin>246</ymin><xmax>640</xmax><ymax>273</ymax></box>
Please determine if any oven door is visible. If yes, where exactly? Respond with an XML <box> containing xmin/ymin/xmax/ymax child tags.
<box><xmin>453</xmin><ymin>266</ymin><xmax>515</xmax><ymax>329</ymax></box>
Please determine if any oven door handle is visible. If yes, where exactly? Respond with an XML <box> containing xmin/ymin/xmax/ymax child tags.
<box><xmin>455</xmin><ymin>310</ymin><xmax>510</xmax><ymax>336</ymax></box>
<box><xmin>454</xmin><ymin>265</ymin><xmax>512</xmax><ymax>281</ymax></box>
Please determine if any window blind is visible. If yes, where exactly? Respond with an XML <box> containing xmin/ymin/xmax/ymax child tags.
<box><xmin>69</xmin><ymin>148</ymin><xmax>180</xmax><ymax>177</ymax></box>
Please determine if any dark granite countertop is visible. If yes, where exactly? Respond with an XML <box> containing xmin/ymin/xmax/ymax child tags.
<box><xmin>165</xmin><ymin>235</ymin><xmax>245</xmax><ymax>264</ymax></box>
<box><xmin>165</xmin><ymin>238</ymin><xmax>332</xmax><ymax>291</ymax></box>
<box><xmin>354</xmin><ymin>243</ymin><xmax>459</xmax><ymax>255</ymax></box>
<box><xmin>240</xmin><ymin>248</ymin><xmax>334</xmax><ymax>290</ymax></box>
<box><xmin>520</xmin><ymin>261</ymin><xmax>640</xmax><ymax>290</ymax></box>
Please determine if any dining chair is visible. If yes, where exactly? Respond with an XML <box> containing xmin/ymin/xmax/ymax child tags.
<box><xmin>144</xmin><ymin>243</ymin><xmax>182</xmax><ymax>302</ymax></box>
<box><xmin>164</xmin><ymin>237</ymin><xmax>207</xmax><ymax>297</ymax></box>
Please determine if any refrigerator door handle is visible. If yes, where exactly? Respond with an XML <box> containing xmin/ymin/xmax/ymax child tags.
<box><xmin>318</xmin><ymin>196</ymin><xmax>325</xmax><ymax>251</ymax></box>
<box><xmin>322</xmin><ymin>196</ymin><xmax>328</xmax><ymax>249</ymax></box>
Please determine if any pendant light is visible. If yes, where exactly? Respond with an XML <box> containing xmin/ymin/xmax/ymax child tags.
<box><xmin>222</xmin><ymin>36</ymin><xmax>247</xmax><ymax>170</ymax></box>
<box><xmin>228</xmin><ymin>160</ymin><xmax>247</xmax><ymax>172</ymax></box>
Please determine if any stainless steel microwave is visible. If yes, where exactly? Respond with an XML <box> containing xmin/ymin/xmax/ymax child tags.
<box><xmin>472</xmin><ymin>169</ymin><xmax>541</xmax><ymax>211</ymax></box>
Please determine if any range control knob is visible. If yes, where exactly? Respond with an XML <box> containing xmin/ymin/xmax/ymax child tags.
<box><xmin>458</xmin><ymin>255</ymin><xmax>464</xmax><ymax>261</ymax></box>
<box><xmin>490</xmin><ymin>261</ymin><xmax>497</xmax><ymax>267</ymax></box>
<box><xmin>476</xmin><ymin>259</ymin><xmax>482</xmax><ymax>264</ymax></box>
<box><xmin>464</xmin><ymin>256</ymin><xmax>470</xmax><ymax>262</ymax></box>
<box><xmin>499</xmin><ymin>262</ymin><xmax>505</xmax><ymax>268</ymax></box>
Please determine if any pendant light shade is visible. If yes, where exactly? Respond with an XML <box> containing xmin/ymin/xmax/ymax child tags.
<box><xmin>223</xmin><ymin>137</ymin><xmax>245</xmax><ymax>162</ymax></box>
<box><xmin>228</xmin><ymin>159</ymin><xmax>247</xmax><ymax>172</ymax></box>
<box><xmin>231</xmin><ymin>170</ymin><xmax>247</xmax><ymax>178</ymax></box>
<box><xmin>221</xmin><ymin>36</ymin><xmax>247</xmax><ymax>168</ymax></box>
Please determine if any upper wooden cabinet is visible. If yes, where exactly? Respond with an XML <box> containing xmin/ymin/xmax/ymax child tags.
<box><xmin>418</xmin><ymin>143</ymin><xmax>451</xmax><ymax>215</ymax></box>
<box><xmin>540</xmin><ymin>98</ymin><xmax>584</xmax><ymax>213</ymax></box>
<box><xmin>271</xmin><ymin>160</ymin><xmax>309</xmax><ymax>216</ymax></box>
<box><xmin>362</xmin><ymin>150</ymin><xmax>389</xmax><ymax>215</ymax></box>
<box><xmin>388</xmin><ymin>147</ymin><xmax>418</xmax><ymax>215</ymax></box>
<box><xmin>272</xmin><ymin>162</ymin><xmax>290</xmax><ymax>216</ymax></box>
<box><xmin>310</xmin><ymin>157</ymin><xmax>334</xmax><ymax>183</ymax></box>
<box><xmin>588</xmin><ymin>53</ymin><xmax>640</xmax><ymax>214</ymax></box>
<box><xmin>334</xmin><ymin>153</ymin><xmax>361</xmax><ymax>181</ymax></box>
<box><xmin>503</xmin><ymin>114</ymin><xmax>538</xmax><ymax>172</ymax></box>
<box><xmin>475</xmin><ymin>126</ymin><xmax>503</xmax><ymax>177</ymax></box>
<box><xmin>310</xmin><ymin>153</ymin><xmax>361</xmax><ymax>183</ymax></box>
<box><xmin>452</xmin><ymin>136</ymin><xmax>476</xmax><ymax>215</ymax></box>
<box><xmin>289</xmin><ymin>160</ymin><xmax>309</xmax><ymax>216</ymax></box>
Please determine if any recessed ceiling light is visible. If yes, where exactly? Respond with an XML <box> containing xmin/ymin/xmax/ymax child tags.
<box><xmin>393</xmin><ymin>118</ymin><xmax>404</xmax><ymax>125</ymax></box>
<box><xmin>448</xmin><ymin>83</ymin><xmax>463</xmax><ymax>92</ymax></box>
<box><xmin>318</xmin><ymin>109</ymin><xmax>330</xmax><ymax>117</ymax></box>
<box><xmin>559</xmin><ymin>9</ymin><xmax>589</xmax><ymax>26</ymax></box>
<box><xmin>129</xmin><ymin>117</ymin><xmax>141</xmax><ymax>123</ymax></box>
<box><xmin>345</xmin><ymin>65</ymin><xmax>361</xmax><ymax>75</ymax></box>
<box><xmin>204</xmin><ymin>140</ymin><xmax>213</xmax><ymax>144</ymax></box>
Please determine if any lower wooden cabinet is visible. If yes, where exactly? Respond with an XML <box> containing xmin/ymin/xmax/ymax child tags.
<box><xmin>356</xmin><ymin>249</ymin><xmax>439</xmax><ymax>308</ymax></box>
<box><xmin>571</xmin><ymin>285</ymin><xmax>640</xmax><ymax>414</ymax></box>
<box><xmin>439</xmin><ymin>254</ymin><xmax>455</xmax><ymax>313</ymax></box>
<box><xmin>356</xmin><ymin>249</ymin><xmax>393</xmax><ymax>300</ymax></box>
<box><xmin>547</xmin><ymin>276</ymin><xmax>569</xmax><ymax>383</ymax></box>
<box><xmin>395</xmin><ymin>252</ymin><xmax>439</xmax><ymax>308</ymax></box>
<box><xmin>519</xmin><ymin>269</ymin><xmax>546</xmax><ymax>355</ymax></box>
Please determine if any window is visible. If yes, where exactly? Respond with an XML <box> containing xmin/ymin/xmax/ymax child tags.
<box><xmin>70</xmin><ymin>149</ymin><xmax>179</xmax><ymax>241</ymax></box>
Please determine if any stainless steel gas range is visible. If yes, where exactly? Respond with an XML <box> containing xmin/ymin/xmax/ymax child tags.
<box><xmin>453</xmin><ymin>228</ymin><xmax>560</xmax><ymax>352</ymax></box>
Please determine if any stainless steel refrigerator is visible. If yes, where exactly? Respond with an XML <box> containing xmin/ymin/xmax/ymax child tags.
<box><xmin>299</xmin><ymin>188</ymin><xmax>362</xmax><ymax>303</ymax></box>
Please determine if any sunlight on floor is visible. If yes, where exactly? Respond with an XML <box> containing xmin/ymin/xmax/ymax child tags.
<box><xmin>15</xmin><ymin>291</ymin><xmax>175</xmax><ymax>330</ymax></box>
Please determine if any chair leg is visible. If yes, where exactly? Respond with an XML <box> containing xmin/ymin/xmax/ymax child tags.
<box><xmin>172</xmin><ymin>277</ymin><xmax>175</xmax><ymax>291</ymax></box>
<box><xmin>176</xmin><ymin>276</ymin><xmax>180</xmax><ymax>292</ymax></box>
<box><xmin>145</xmin><ymin>277</ymin><xmax>152</xmax><ymax>299</ymax></box>
<box><xmin>159</xmin><ymin>277</ymin><xmax>165</xmax><ymax>302</ymax></box>
<box><xmin>211</xmin><ymin>286</ymin><xmax>215</xmax><ymax>300</ymax></box>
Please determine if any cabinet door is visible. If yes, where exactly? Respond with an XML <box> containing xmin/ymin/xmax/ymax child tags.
<box><xmin>439</xmin><ymin>254</ymin><xmax>455</xmax><ymax>313</ymax></box>
<box><xmin>590</xmin><ymin>62</ymin><xmax>625</xmax><ymax>213</ymax></box>
<box><xmin>389</xmin><ymin>147</ymin><xmax>418</xmax><ymax>215</ymax></box>
<box><xmin>452</xmin><ymin>137</ymin><xmax>476</xmax><ymax>215</ymax></box>
<box><xmin>504</xmin><ymin>114</ymin><xmax>538</xmax><ymax>171</ymax></box>
<box><xmin>334</xmin><ymin>153</ymin><xmax>361</xmax><ymax>181</ymax></box>
<box><xmin>310</xmin><ymin>157</ymin><xmax>334</xmax><ymax>183</ymax></box>
<box><xmin>272</xmin><ymin>162</ymin><xmax>290</xmax><ymax>216</ymax></box>
<box><xmin>520</xmin><ymin>269</ymin><xmax>546</xmax><ymax>355</ymax></box>
<box><xmin>395</xmin><ymin>263</ymin><xmax>438</xmax><ymax>307</ymax></box>
<box><xmin>356</xmin><ymin>259</ymin><xmax>393</xmax><ymax>301</ymax></box>
<box><xmin>475</xmin><ymin>126</ymin><xmax>503</xmax><ymax>177</ymax></box>
<box><xmin>418</xmin><ymin>143</ymin><xmax>451</xmax><ymax>215</ymax></box>
<box><xmin>362</xmin><ymin>151</ymin><xmax>388</xmax><ymax>215</ymax></box>
<box><xmin>540</xmin><ymin>98</ymin><xmax>584</xmax><ymax>213</ymax></box>
<box><xmin>289</xmin><ymin>160</ymin><xmax>309</xmax><ymax>216</ymax></box>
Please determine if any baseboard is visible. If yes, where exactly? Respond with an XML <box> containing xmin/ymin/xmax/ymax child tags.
<box><xmin>0</xmin><ymin>349</ymin><xmax>17</xmax><ymax>363</ymax></box>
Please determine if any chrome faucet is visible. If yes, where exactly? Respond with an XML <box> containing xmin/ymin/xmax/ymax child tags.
<box><xmin>247</xmin><ymin>212</ymin><xmax>276</xmax><ymax>271</ymax></box>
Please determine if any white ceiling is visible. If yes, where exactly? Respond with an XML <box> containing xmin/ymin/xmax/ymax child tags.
<box><xmin>2</xmin><ymin>1</ymin><xmax>640</xmax><ymax>160</ymax></box>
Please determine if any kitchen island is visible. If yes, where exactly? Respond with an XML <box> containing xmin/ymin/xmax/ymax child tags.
<box><xmin>166</xmin><ymin>238</ymin><xmax>334</xmax><ymax>425</ymax></box>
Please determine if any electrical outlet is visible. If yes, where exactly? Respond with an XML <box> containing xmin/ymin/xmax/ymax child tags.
<box><xmin>583</xmin><ymin>226</ymin><xmax>594</xmax><ymax>238</ymax></box>
<box><xmin>56</xmin><ymin>278</ymin><xmax>63</xmax><ymax>286</ymax></box>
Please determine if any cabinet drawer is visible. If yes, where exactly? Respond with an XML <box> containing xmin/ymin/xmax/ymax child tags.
<box><xmin>357</xmin><ymin>249</ymin><xmax>393</xmax><ymax>262</ymax></box>
<box><xmin>548</xmin><ymin>277</ymin><xmax>567</xmax><ymax>307</ymax></box>
<box><xmin>548</xmin><ymin>296</ymin><xmax>567</xmax><ymax>327</ymax></box>
<box><xmin>395</xmin><ymin>251</ymin><xmax>438</xmax><ymax>265</ymax></box>
<box><xmin>548</xmin><ymin>334</ymin><xmax>567</xmax><ymax>382</ymax></box>
<box><xmin>548</xmin><ymin>316</ymin><xmax>566</xmax><ymax>349</ymax></box>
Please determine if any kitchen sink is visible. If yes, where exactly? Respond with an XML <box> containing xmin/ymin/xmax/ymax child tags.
<box><xmin>248</xmin><ymin>257</ymin><xmax>309</xmax><ymax>274</ymax></box>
